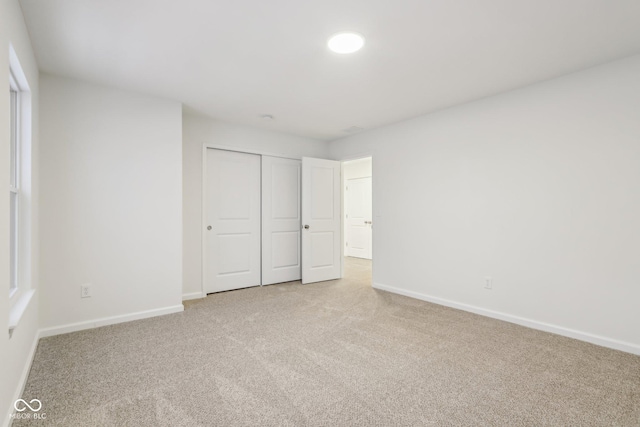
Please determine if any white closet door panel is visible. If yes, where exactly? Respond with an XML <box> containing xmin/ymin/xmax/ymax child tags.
<box><xmin>301</xmin><ymin>157</ymin><xmax>342</xmax><ymax>284</ymax></box>
<box><xmin>262</xmin><ymin>156</ymin><xmax>301</xmax><ymax>285</ymax></box>
<box><xmin>206</xmin><ymin>149</ymin><xmax>261</xmax><ymax>293</ymax></box>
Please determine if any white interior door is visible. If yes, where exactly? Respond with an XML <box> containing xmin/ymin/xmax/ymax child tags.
<box><xmin>205</xmin><ymin>149</ymin><xmax>261</xmax><ymax>293</ymax></box>
<box><xmin>301</xmin><ymin>157</ymin><xmax>342</xmax><ymax>284</ymax></box>
<box><xmin>262</xmin><ymin>156</ymin><xmax>301</xmax><ymax>285</ymax></box>
<box><xmin>346</xmin><ymin>177</ymin><xmax>372</xmax><ymax>259</ymax></box>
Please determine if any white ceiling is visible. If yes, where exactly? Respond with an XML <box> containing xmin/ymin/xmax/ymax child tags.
<box><xmin>20</xmin><ymin>0</ymin><xmax>640</xmax><ymax>140</ymax></box>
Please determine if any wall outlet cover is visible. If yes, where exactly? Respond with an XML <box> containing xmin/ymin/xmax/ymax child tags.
<box><xmin>81</xmin><ymin>284</ymin><xmax>92</xmax><ymax>298</ymax></box>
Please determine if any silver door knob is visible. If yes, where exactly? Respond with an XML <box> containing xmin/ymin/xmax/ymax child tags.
<box><xmin>304</xmin><ymin>225</ymin><xmax>310</xmax><ymax>229</ymax></box>
<box><xmin>207</xmin><ymin>226</ymin><xmax>212</xmax><ymax>230</ymax></box>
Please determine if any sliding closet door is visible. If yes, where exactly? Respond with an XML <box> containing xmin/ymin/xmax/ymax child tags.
<box><xmin>262</xmin><ymin>156</ymin><xmax>301</xmax><ymax>285</ymax></box>
<box><xmin>301</xmin><ymin>157</ymin><xmax>342</xmax><ymax>284</ymax></box>
<box><xmin>205</xmin><ymin>149</ymin><xmax>261</xmax><ymax>293</ymax></box>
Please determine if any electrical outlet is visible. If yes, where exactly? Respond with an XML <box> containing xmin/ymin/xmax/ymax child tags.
<box><xmin>81</xmin><ymin>284</ymin><xmax>92</xmax><ymax>298</ymax></box>
<box><xmin>484</xmin><ymin>277</ymin><xmax>492</xmax><ymax>290</ymax></box>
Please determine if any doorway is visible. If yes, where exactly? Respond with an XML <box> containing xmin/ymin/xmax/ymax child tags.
<box><xmin>342</xmin><ymin>157</ymin><xmax>373</xmax><ymax>283</ymax></box>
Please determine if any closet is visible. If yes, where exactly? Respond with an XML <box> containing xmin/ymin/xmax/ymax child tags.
<box><xmin>204</xmin><ymin>148</ymin><xmax>341</xmax><ymax>294</ymax></box>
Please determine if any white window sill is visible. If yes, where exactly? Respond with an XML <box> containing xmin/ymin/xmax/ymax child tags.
<box><xmin>9</xmin><ymin>289</ymin><xmax>35</xmax><ymax>337</ymax></box>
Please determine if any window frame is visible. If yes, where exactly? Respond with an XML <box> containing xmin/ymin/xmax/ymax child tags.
<box><xmin>9</xmin><ymin>72</ymin><xmax>20</xmax><ymax>299</ymax></box>
<box><xmin>8</xmin><ymin>45</ymin><xmax>35</xmax><ymax>335</ymax></box>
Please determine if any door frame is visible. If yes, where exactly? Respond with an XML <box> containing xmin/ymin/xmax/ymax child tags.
<box><xmin>341</xmin><ymin>153</ymin><xmax>374</xmax><ymax>278</ymax></box>
<box><xmin>201</xmin><ymin>144</ymin><xmax>301</xmax><ymax>298</ymax></box>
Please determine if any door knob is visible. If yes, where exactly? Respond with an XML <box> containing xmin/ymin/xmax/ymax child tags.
<box><xmin>207</xmin><ymin>226</ymin><xmax>212</xmax><ymax>230</ymax></box>
<box><xmin>304</xmin><ymin>225</ymin><xmax>310</xmax><ymax>229</ymax></box>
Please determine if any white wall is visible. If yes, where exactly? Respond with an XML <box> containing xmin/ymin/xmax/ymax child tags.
<box><xmin>39</xmin><ymin>75</ymin><xmax>183</xmax><ymax>332</ymax></box>
<box><xmin>0</xmin><ymin>0</ymin><xmax>40</xmax><ymax>424</ymax></box>
<box><xmin>182</xmin><ymin>113</ymin><xmax>329</xmax><ymax>298</ymax></box>
<box><xmin>343</xmin><ymin>157</ymin><xmax>372</xmax><ymax>181</ymax></box>
<box><xmin>330</xmin><ymin>54</ymin><xmax>640</xmax><ymax>354</ymax></box>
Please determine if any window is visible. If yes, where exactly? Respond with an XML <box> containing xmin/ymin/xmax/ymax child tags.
<box><xmin>8</xmin><ymin>46</ymin><xmax>34</xmax><ymax>334</ymax></box>
<box><xmin>9</xmin><ymin>74</ymin><xmax>19</xmax><ymax>296</ymax></box>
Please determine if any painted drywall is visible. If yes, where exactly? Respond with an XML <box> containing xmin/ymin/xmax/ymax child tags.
<box><xmin>343</xmin><ymin>157</ymin><xmax>372</xmax><ymax>181</ymax></box>
<box><xmin>182</xmin><ymin>112</ymin><xmax>329</xmax><ymax>298</ymax></box>
<box><xmin>329</xmin><ymin>54</ymin><xmax>640</xmax><ymax>353</ymax></box>
<box><xmin>0</xmin><ymin>0</ymin><xmax>40</xmax><ymax>424</ymax></box>
<box><xmin>39</xmin><ymin>75</ymin><xmax>183</xmax><ymax>331</ymax></box>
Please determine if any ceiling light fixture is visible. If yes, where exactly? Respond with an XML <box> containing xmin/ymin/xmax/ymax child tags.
<box><xmin>261</xmin><ymin>114</ymin><xmax>274</xmax><ymax>121</ymax></box>
<box><xmin>327</xmin><ymin>32</ymin><xmax>365</xmax><ymax>54</ymax></box>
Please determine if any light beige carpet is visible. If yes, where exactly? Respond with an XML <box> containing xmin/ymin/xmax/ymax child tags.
<box><xmin>17</xmin><ymin>258</ymin><xmax>640</xmax><ymax>426</ymax></box>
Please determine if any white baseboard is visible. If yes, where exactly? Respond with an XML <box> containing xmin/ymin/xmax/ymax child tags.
<box><xmin>373</xmin><ymin>282</ymin><xmax>640</xmax><ymax>356</ymax></box>
<box><xmin>182</xmin><ymin>292</ymin><xmax>205</xmax><ymax>301</ymax></box>
<box><xmin>4</xmin><ymin>329</ymin><xmax>41</xmax><ymax>427</ymax></box>
<box><xmin>39</xmin><ymin>305</ymin><xmax>184</xmax><ymax>338</ymax></box>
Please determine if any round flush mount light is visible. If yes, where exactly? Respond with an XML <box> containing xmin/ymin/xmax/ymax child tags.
<box><xmin>327</xmin><ymin>32</ymin><xmax>365</xmax><ymax>54</ymax></box>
